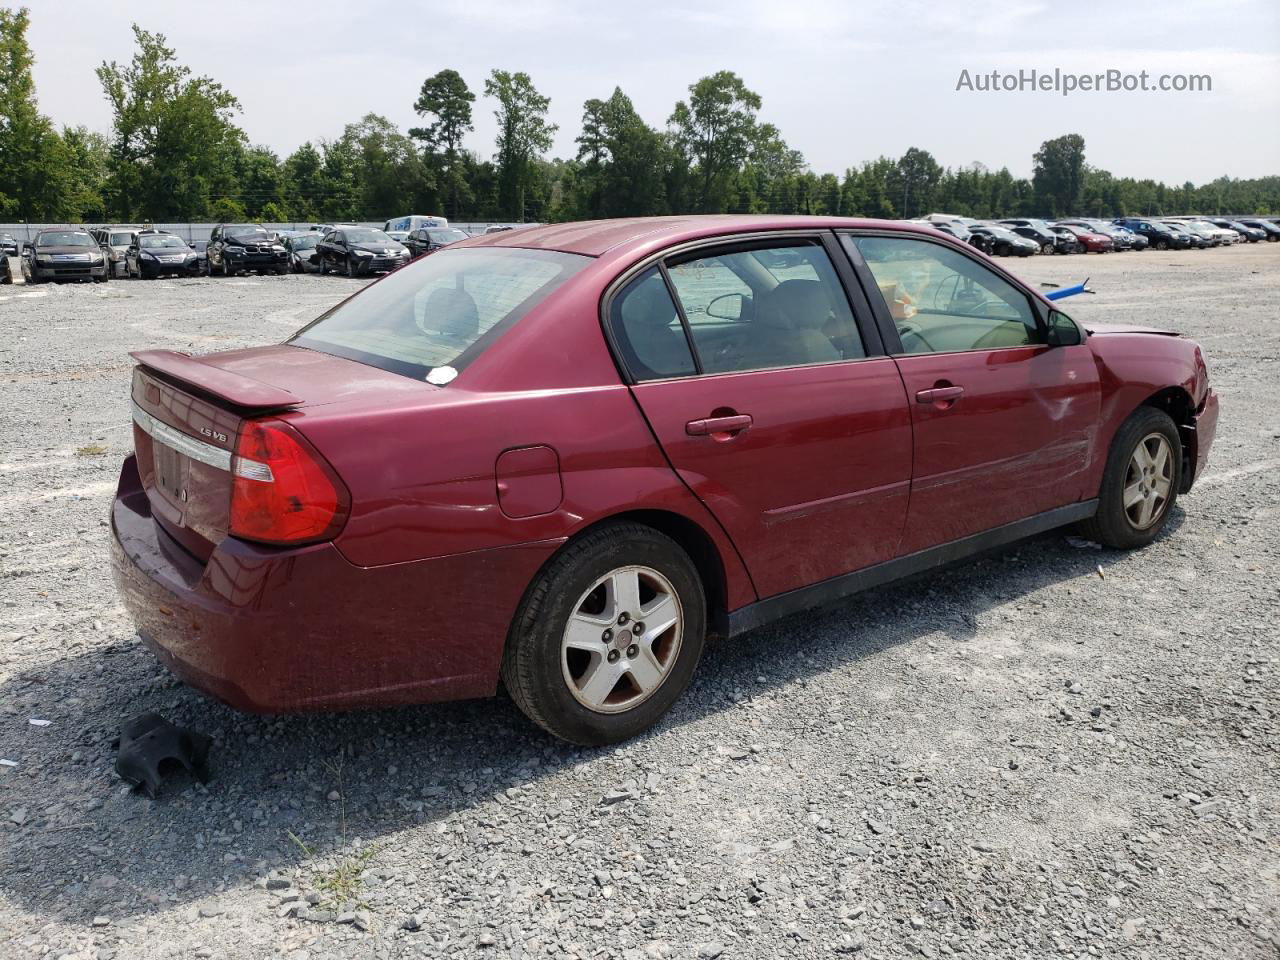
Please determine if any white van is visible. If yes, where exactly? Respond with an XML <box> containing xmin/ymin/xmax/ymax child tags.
<box><xmin>383</xmin><ymin>215</ymin><xmax>449</xmax><ymax>234</ymax></box>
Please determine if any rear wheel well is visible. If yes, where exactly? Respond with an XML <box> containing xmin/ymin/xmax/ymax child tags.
<box><xmin>1142</xmin><ymin>387</ymin><xmax>1197</xmax><ymax>490</ymax></box>
<box><xmin>566</xmin><ymin>511</ymin><xmax>729</xmax><ymax>637</ymax></box>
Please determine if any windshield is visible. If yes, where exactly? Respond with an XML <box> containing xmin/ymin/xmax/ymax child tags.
<box><xmin>227</xmin><ymin>226</ymin><xmax>270</xmax><ymax>239</ymax></box>
<box><xmin>290</xmin><ymin>236</ymin><xmax>317</xmax><ymax>250</ymax></box>
<box><xmin>109</xmin><ymin>232</ymin><xmax>134</xmax><ymax>245</ymax></box>
<box><xmin>291</xmin><ymin>247</ymin><xmax>590</xmax><ymax>381</ymax></box>
<box><xmin>344</xmin><ymin>228</ymin><xmax>394</xmax><ymax>245</ymax></box>
<box><xmin>140</xmin><ymin>235</ymin><xmax>186</xmax><ymax>249</ymax></box>
<box><xmin>38</xmin><ymin>232</ymin><xmax>95</xmax><ymax>247</ymax></box>
<box><xmin>428</xmin><ymin>229</ymin><xmax>467</xmax><ymax>244</ymax></box>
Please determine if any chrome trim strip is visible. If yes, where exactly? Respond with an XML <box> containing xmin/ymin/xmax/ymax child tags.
<box><xmin>131</xmin><ymin>403</ymin><xmax>232</xmax><ymax>471</ymax></box>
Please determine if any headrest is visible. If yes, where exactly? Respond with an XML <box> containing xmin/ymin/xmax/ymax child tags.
<box><xmin>620</xmin><ymin>277</ymin><xmax>677</xmax><ymax>332</ymax></box>
<box><xmin>757</xmin><ymin>279</ymin><xmax>831</xmax><ymax>330</ymax></box>
<box><xmin>424</xmin><ymin>287</ymin><xmax>480</xmax><ymax>341</ymax></box>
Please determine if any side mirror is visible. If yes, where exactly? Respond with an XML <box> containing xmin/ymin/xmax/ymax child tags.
<box><xmin>1046</xmin><ymin>310</ymin><xmax>1083</xmax><ymax>347</ymax></box>
<box><xmin>706</xmin><ymin>292</ymin><xmax>745</xmax><ymax>321</ymax></box>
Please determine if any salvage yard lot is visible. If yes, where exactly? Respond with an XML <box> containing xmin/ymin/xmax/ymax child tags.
<box><xmin>0</xmin><ymin>247</ymin><xmax>1277</xmax><ymax>959</ymax></box>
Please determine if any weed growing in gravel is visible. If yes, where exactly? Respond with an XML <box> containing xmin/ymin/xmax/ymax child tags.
<box><xmin>75</xmin><ymin>443</ymin><xmax>107</xmax><ymax>456</ymax></box>
<box><xmin>286</xmin><ymin>754</ymin><xmax>378</xmax><ymax>908</ymax></box>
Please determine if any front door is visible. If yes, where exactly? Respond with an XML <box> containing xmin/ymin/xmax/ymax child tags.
<box><xmin>844</xmin><ymin>232</ymin><xmax>1101</xmax><ymax>555</ymax></box>
<box><xmin>609</xmin><ymin>237</ymin><xmax>913</xmax><ymax>599</ymax></box>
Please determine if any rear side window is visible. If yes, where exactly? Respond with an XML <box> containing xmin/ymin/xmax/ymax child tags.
<box><xmin>610</xmin><ymin>268</ymin><xmax>696</xmax><ymax>381</ymax></box>
<box><xmin>292</xmin><ymin>247</ymin><xmax>589</xmax><ymax>382</ymax></box>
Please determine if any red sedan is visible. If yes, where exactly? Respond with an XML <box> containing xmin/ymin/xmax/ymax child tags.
<box><xmin>111</xmin><ymin>217</ymin><xmax>1219</xmax><ymax>745</ymax></box>
<box><xmin>1059</xmin><ymin>224</ymin><xmax>1115</xmax><ymax>253</ymax></box>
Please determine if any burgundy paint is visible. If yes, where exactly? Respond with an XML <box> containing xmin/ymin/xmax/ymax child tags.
<box><xmin>110</xmin><ymin>215</ymin><xmax>1219</xmax><ymax>715</ymax></box>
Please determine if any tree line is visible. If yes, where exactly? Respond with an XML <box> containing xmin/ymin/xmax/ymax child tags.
<box><xmin>2</xmin><ymin>9</ymin><xmax>1278</xmax><ymax>227</ymax></box>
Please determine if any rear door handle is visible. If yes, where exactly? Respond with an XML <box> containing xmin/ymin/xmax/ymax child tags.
<box><xmin>915</xmin><ymin>386</ymin><xmax>965</xmax><ymax>404</ymax></box>
<box><xmin>686</xmin><ymin>414</ymin><xmax>753</xmax><ymax>436</ymax></box>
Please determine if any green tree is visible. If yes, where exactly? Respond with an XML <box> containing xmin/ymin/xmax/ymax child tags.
<box><xmin>234</xmin><ymin>145</ymin><xmax>285</xmax><ymax>219</ymax></box>
<box><xmin>484</xmin><ymin>70</ymin><xmax>557</xmax><ymax>220</ymax></box>
<box><xmin>0</xmin><ymin>7</ymin><xmax>77</xmax><ymax>220</ymax></box>
<box><xmin>574</xmin><ymin>87</ymin><xmax>668</xmax><ymax>219</ymax></box>
<box><xmin>1032</xmin><ymin>133</ymin><xmax>1086</xmax><ymax>217</ymax></box>
<box><xmin>668</xmin><ymin>71</ymin><xmax>761</xmax><ymax>212</ymax></box>
<box><xmin>282</xmin><ymin>142</ymin><xmax>324</xmax><ymax>222</ymax></box>
<box><xmin>410</xmin><ymin>68</ymin><xmax>475</xmax><ymax>218</ymax></box>
<box><xmin>888</xmin><ymin>147</ymin><xmax>943</xmax><ymax>218</ymax></box>
<box><xmin>96</xmin><ymin>24</ymin><xmax>244</xmax><ymax>220</ymax></box>
<box><xmin>60</xmin><ymin>126</ymin><xmax>111</xmax><ymax>221</ymax></box>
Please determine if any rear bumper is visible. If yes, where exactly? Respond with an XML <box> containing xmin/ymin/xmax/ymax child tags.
<box><xmin>109</xmin><ymin>455</ymin><xmax>560</xmax><ymax>713</ymax></box>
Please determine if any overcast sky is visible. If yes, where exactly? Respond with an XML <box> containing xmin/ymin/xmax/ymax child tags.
<box><xmin>19</xmin><ymin>0</ymin><xmax>1280</xmax><ymax>185</ymax></box>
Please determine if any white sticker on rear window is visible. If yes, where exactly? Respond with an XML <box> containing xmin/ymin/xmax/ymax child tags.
<box><xmin>426</xmin><ymin>366</ymin><xmax>458</xmax><ymax>385</ymax></box>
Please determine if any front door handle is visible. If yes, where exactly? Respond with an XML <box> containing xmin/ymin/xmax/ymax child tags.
<box><xmin>686</xmin><ymin>414</ymin><xmax>753</xmax><ymax>436</ymax></box>
<box><xmin>915</xmin><ymin>385</ymin><xmax>965</xmax><ymax>404</ymax></box>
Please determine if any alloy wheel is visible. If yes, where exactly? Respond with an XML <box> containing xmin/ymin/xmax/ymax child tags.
<box><xmin>1124</xmin><ymin>433</ymin><xmax>1174</xmax><ymax>530</ymax></box>
<box><xmin>561</xmin><ymin>565</ymin><xmax>683</xmax><ymax>714</ymax></box>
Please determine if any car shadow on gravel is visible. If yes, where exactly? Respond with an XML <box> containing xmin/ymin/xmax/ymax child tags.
<box><xmin>0</xmin><ymin>513</ymin><xmax>1183</xmax><ymax>922</ymax></box>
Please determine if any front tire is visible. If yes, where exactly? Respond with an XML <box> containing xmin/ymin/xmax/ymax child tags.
<box><xmin>1041</xmin><ymin>242</ymin><xmax>1055</xmax><ymax>255</ymax></box>
<box><xmin>1077</xmin><ymin>406</ymin><xmax>1181</xmax><ymax>549</ymax></box>
<box><xmin>346</xmin><ymin>256</ymin><xmax>358</xmax><ymax>278</ymax></box>
<box><xmin>501</xmin><ymin>522</ymin><xmax>707</xmax><ymax>746</ymax></box>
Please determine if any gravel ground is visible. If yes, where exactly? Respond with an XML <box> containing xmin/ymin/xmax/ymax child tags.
<box><xmin>0</xmin><ymin>246</ymin><xmax>1277</xmax><ymax>960</ymax></box>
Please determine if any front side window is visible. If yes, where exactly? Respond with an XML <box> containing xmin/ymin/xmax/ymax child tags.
<box><xmin>292</xmin><ymin>246</ymin><xmax>589</xmax><ymax>381</ymax></box>
<box><xmin>663</xmin><ymin>242</ymin><xmax>864</xmax><ymax>374</ymax></box>
<box><xmin>852</xmin><ymin>235</ymin><xmax>1039</xmax><ymax>355</ymax></box>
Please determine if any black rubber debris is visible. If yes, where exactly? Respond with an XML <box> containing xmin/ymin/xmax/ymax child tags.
<box><xmin>113</xmin><ymin>713</ymin><xmax>212</xmax><ymax>798</ymax></box>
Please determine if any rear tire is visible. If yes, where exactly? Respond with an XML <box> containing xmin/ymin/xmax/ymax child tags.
<box><xmin>1041</xmin><ymin>242</ymin><xmax>1054</xmax><ymax>255</ymax></box>
<box><xmin>501</xmin><ymin>522</ymin><xmax>707</xmax><ymax>746</ymax></box>
<box><xmin>1077</xmin><ymin>406</ymin><xmax>1181</xmax><ymax>549</ymax></box>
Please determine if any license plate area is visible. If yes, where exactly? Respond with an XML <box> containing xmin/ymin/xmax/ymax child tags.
<box><xmin>153</xmin><ymin>441</ymin><xmax>190</xmax><ymax>514</ymax></box>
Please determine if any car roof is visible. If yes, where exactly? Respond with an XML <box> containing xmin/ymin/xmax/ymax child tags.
<box><xmin>461</xmin><ymin>215</ymin><xmax>948</xmax><ymax>259</ymax></box>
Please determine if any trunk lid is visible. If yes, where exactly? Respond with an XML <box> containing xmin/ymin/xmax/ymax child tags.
<box><xmin>129</xmin><ymin>345</ymin><xmax>432</xmax><ymax>560</ymax></box>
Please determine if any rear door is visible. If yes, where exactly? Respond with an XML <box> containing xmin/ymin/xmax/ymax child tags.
<box><xmin>608</xmin><ymin>234</ymin><xmax>912</xmax><ymax>600</ymax></box>
<box><xmin>842</xmin><ymin>231</ymin><xmax>1101</xmax><ymax>554</ymax></box>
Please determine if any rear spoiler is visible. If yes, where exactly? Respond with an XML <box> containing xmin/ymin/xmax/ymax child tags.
<box><xmin>130</xmin><ymin>350</ymin><xmax>301</xmax><ymax>411</ymax></box>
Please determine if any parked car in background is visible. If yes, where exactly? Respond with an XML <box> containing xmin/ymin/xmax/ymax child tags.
<box><xmin>111</xmin><ymin>216</ymin><xmax>1219</xmax><ymax>745</ymax></box>
<box><xmin>483</xmin><ymin>224</ymin><xmax>516</xmax><ymax>234</ymax></box>
<box><xmin>1048</xmin><ymin>225</ymin><xmax>1085</xmax><ymax>253</ymax></box>
<box><xmin>192</xmin><ymin>240</ymin><xmax>209</xmax><ymax>274</ymax></box>
<box><xmin>385</xmin><ymin>230</ymin><xmax>410</xmax><ymax>244</ymax></box>
<box><xmin>384</xmin><ymin>215</ymin><xmax>449</xmax><ymax>235</ymax></box>
<box><xmin>1174</xmin><ymin>220</ymin><xmax>1223</xmax><ymax>247</ymax></box>
<box><xmin>1109</xmin><ymin>224</ymin><xmax>1149</xmax><ymax>250</ymax></box>
<box><xmin>403</xmin><ymin>226</ymin><xmax>469</xmax><ymax>259</ymax></box>
<box><xmin>90</xmin><ymin>226</ymin><xmax>140</xmax><ymax>278</ymax></box>
<box><xmin>996</xmin><ymin>221</ymin><xmax>1058</xmax><ymax>255</ymax></box>
<box><xmin>1113</xmin><ymin>218</ymin><xmax>1191</xmax><ymax>250</ymax></box>
<box><xmin>928</xmin><ymin>220</ymin><xmax>975</xmax><ymax>245</ymax></box>
<box><xmin>1160</xmin><ymin>221</ymin><xmax>1208</xmax><ymax>248</ymax></box>
<box><xmin>285</xmin><ymin>233</ymin><xmax>323</xmax><ymax>273</ymax></box>
<box><xmin>126</xmin><ymin>233</ymin><xmax>201</xmax><ymax>279</ymax></box>
<box><xmin>1057</xmin><ymin>220</ymin><xmax>1132</xmax><ymax>251</ymax></box>
<box><xmin>1186</xmin><ymin>219</ymin><xmax>1237</xmax><ymax>245</ymax></box>
<box><xmin>1056</xmin><ymin>224</ymin><xmax>1114</xmax><ymax>253</ymax></box>
<box><xmin>207</xmin><ymin>224</ymin><xmax>290</xmax><ymax>276</ymax></box>
<box><xmin>315</xmin><ymin>226</ymin><xmax>410</xmax><ymax>276</ymax></box>
<box><xmin>1207</xmin><ymin>218</ymin><xmax>1264</xmax><ymax>242</ymax></box>
<box><xmin>22</xmin><ymin>228</ymin><xmax>109</xmax><ymax>283</ymax></box>
<box><xmin>0</xmin><ymin>233</ymin><xmax>18</xmax><ymax>258</ymax></box>
<box><xmin>1234</xmin><ymin>218</ymin><xmax>1280</xmax><ymax>241</ymax></box>
<box><xmin>968</xmin><ymin>224</ymin><xmax>1036</xmax><ymax>257</ymax></box>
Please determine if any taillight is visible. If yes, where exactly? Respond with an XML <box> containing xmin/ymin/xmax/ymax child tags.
<box><xmin>229</xmin><ymin>419</ymin><xmax>349</xmax><ymax>545</ymax></box>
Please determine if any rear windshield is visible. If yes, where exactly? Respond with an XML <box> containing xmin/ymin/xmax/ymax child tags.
<box><xmin>291</xmin><ymin>247</ymin><xmax>590</xmax><ymax>382</ymax></box>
